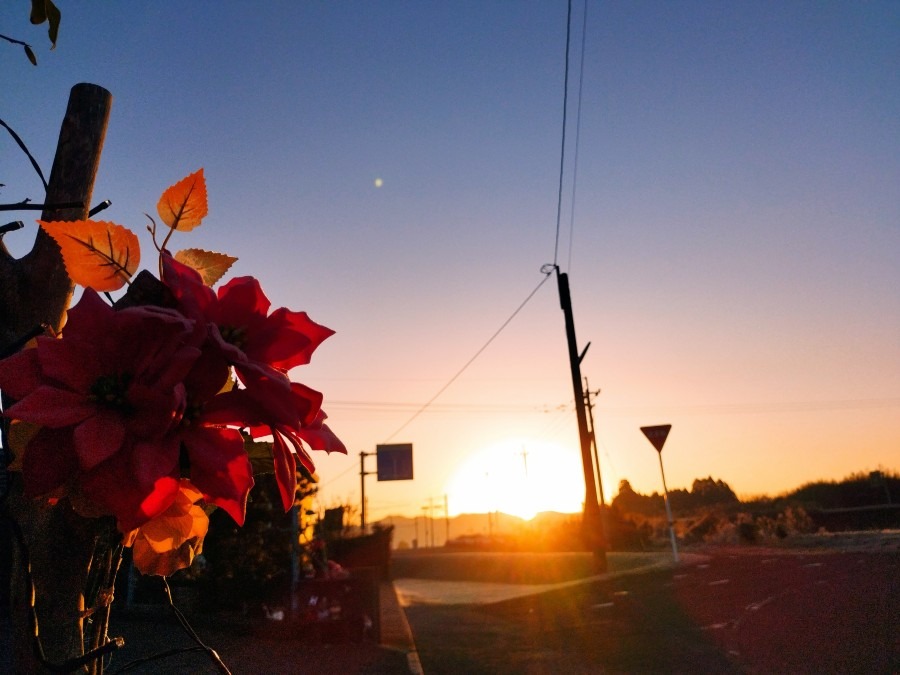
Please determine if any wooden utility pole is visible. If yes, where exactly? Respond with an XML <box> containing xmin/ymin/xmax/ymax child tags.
<box><xmin>555</xmin><ymin>268</ymin><xmax>607</xmax><ymax>572</ymax></box>
<box><xmin>584</xmin><ymin>378</ymin><xmax>605</xmax><ymax>506</ymax></box>
<box><xmin>0</xmin><ymin>83</ymin><xmax>113</xmax><ymax>673</ymax></box>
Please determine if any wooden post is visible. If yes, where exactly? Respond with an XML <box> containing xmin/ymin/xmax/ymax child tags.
<box><xmin>1</xmin><ymin>83</ymin><xmax>112</xmax><ymax>673</ymax></box>
<box><xmin>0</xmin><ymin>83</ymin><xmax>112</xmax><ymax>352</ymax></box>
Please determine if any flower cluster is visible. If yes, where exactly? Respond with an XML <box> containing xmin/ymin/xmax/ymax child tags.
<box><xmin>0</xmin><ymin>170</ymin><xmax>345</xmax><ymax>576</ymax></box>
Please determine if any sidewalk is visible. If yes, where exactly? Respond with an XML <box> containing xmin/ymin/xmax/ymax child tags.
<box><xmin>379</xmin><ymin>582</ymin><xmax>423</xmax><ymax>675</ymax></box>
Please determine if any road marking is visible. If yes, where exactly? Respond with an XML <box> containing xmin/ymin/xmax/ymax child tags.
<box><xmin>746</xmin><ymin>595</ymin><xmax>776</xmax><ymax>611</ymax></box>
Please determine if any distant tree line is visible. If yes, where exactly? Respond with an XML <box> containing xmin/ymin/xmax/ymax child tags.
<box><xmin>612</xmin><ymin>476</ymin><xmax>739</xmax><ymax>516</ymax></box>
<box><xmin>612</xmin><ymin>469</ymin><xmax>899</xmax><ymax>518</ymax></box>
<box><xmin>751</xmin><ymin>470</ymin><xmax>899</xmax><ymax>511</ymax></box>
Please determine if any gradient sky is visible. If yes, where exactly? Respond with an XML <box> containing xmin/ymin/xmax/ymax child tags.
<box><xmin>3</xmin><ymin>2</ymin><xmax>898</xmax><ymax>522</ymax></box>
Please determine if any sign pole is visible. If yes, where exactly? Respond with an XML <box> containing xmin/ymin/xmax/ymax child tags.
<box><xmin>657</xmin><ymin>450</ymin><xmax>679</xmax><ymax>563</ymax></box>
<box><xmin>640</xmin><ymin>425</ymin><xmax>679</xmax><ymax>563</ymax></box>
<box><xmin>361</xmin><ymin>444</ymin><xmax>414</xmax><ymax>532</ymax></box>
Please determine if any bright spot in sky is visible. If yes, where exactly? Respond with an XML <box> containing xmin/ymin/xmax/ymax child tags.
<box><xmin>445</xmin><ymin>438</ymin><xmax>586</xmax><ymax>520</ymax></box>
<box><xmin>374</xmin><ymin>177</ymin><xmax>383</xmax><ymax>188</ymax></box>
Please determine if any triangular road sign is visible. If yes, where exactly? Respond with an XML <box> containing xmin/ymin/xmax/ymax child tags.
<box><xmin>641</xmin><ymin>424</ymin><xmax>671</xmax><ymax>453</ymax></box>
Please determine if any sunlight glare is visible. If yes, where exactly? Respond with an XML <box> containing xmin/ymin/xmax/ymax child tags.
<box><xmin>445</xmin><ymin>438</ymin><xmax>585</xmax><ymax>520</ymax></box>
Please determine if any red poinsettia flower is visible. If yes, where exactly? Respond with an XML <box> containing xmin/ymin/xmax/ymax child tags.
<box><xmin>79</xmin><ymin>436</ymin><xmax>183</xmax><ymax>531</ymax></box>
<box><xmin>174</xmin><ymin>353</ymin><xmax>255</xmax><ymax>526</ymax></box>
<box><xmin>161</xmin><ymin>253</ymin><xmax>333</xmax><ymax>370</ymax></box>
<box><xmin>161</xmin><ymin>253</ymin><xmax>334</xmax><ymax>425</ymax></box>
<box><xmin>241</xmin><ymin>382</ymin><xmax>347</xmax><ymax>511</ymax></box>
<box><xmin>0</xmin><ymin>289</ymin><xmax>203</xmax><ymax>529</ymax></box>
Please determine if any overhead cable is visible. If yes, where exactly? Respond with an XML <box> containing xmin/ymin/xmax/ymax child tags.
<box><xmin>552</xmin><ymin>0</ymin><xmax>574</xmax><ymax>268</ymax></box>
<box><xmin>381</xmin><ymin>272</ymin><xmax>553</xmax><ymax>443</ymax></box>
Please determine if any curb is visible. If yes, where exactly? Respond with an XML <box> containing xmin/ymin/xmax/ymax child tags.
<box><xmin>379</xmin><ymin>582</ymin><xmax>424</xmax><ymax>675</ymax></box>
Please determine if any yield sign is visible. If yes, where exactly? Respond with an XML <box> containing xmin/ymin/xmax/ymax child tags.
<box><xmin>641</xmin><ymin>425</ymin><xmax>671</xmax><ymax>453</ymax></box>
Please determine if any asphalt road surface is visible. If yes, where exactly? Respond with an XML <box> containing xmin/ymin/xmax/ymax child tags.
<box><xmin>403</xmin><ymin>549</ymin><xmax>898</xmax><ymax>674</ymax></box>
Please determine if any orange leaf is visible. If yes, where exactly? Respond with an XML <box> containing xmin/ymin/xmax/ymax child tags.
<box><xmin>40</xmin><ymin>220</ymin><xmax>140</xmax><ymax>292</ymax></box>
<box><xmin>174</xmin><ymin>248</ymin><xmax>237</xmax><ymax>286</ymax></box>
<box><xmin>125</xmin><ymin>480</ymin><xmax>209</xmax><ymax>577</ymax></box>
<box><xmin>157</xmin><ymin>169</ymin><xmax>208</xmax><ymax>231</ymax></box>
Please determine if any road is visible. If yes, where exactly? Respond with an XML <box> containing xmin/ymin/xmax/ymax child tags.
<box><xmin>399</xmin><ymin>548</ymin><xmax>898</xmax><ymax>674</ymax></box>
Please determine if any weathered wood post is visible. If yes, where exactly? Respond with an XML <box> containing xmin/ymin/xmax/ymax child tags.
<box><xmin>1</xmin><ymin>83</ymin><xmax>112</xmax><ymax>673</ymax></box>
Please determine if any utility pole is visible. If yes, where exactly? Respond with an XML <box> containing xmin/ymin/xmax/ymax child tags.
<box><xmin>444</xmin><ymin>494</ymin><xmax>450</xmax><ymax>545</ymax></box>
<box><xmin>429</xmin><ymin>497</ymin><xmax>435</xmax><ymax>548</ymax></box>
<box><xmin>421</xmin><ymin>500</ymin><xmax>437</xmax><ymax>548</ymax></box>
<box><xmin>554</xmin><ymin>267</ymin><xmax>607</xmax><ymax>572</ymax></box>
<box><xmin>420</xmin><ymin>506</ymin><xmax>429</xmax><ymax>548</ymax></box>
<box><xmin>359</xmin><ymin>451</ymin><xmax>376</xmax><ymax>531</ymax></box>
<box><xmin>584</xmin><ymin>378</ymin><xmax>605</xmax><ymax>506</ymax></box>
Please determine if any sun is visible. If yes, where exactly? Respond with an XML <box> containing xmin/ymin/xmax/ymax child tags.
<box><xmin>444</xmin><ymin>437</ymin><xmax>586</xmax><ymax>520</ymax></box>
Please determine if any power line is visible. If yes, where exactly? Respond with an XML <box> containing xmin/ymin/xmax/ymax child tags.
<box><xmin>326</xmin><ymin>400</ymin><xmax>561</xmax><ymax>413</ymax></box>
<box><xmin>596</xmin><ymin>398</ymin><xmax>900</xmax><ymax>417</ymax></box>
<box><xmin>552</xmin><ymin>0</ymin><xmax>574</xmax><ymax>268</ymax></box>
<box><xmin>566</xmin><ymin>0</ymin><xmax>589</xmax><ymax>272</ymax></box>
<box><xmin>382</xmin><ymin>272</ymin><xmax>553</xmax><ymax>443</ymax></box>
<box><xmin>317</xmin><ymin>461</ymin><xmax>358</xmax><ymax>488</ymax></box>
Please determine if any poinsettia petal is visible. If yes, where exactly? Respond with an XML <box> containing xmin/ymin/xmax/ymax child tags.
<box><xmin>279</xmin><ymin>429</ymin><xmax>317</xmax><ymax>475</ymax></box>
<box><xmin>126</xmin><ymin>382</ymin><xmax>185</xmax><ymax>438</ymax></box>
<box><xmin>234</xmin><ymin>362</ymin><xmax>296</xmax><ymax>426</ymax></box>
<box><xmin>214</xmin><ymin>276</ymin><xmax>270</xmax><ymax>330</ymax></box>
<box><xmin>184</xmin><ymin>426</ymin><xmax>253</xmax><ymax>526</ymax></box>
<box><xmin>62</xmin><ymin>288</ymin><xmax>116</xmax><ymax>340</ymax></box>
<box><xmin>271</xmin><ymin>433</ymin><xmax>298</xmax><ymax>512</ymax></box>
<box><xmin>5</xmin><ymin>385</ymin><xmax>95</xmax><ymax>427</ymax></box>
<box><xmin>22</xmin><ymin>427</ymin><xmax>78</xmax><ymax>498</ymax></box>
<box><xmin>161</xmin><ymin>251</ymin><xmax>216</xmax><ymax>320</ymax></box>
<box><xmin>82</xmin><ymin>455</ymin><xmax>180</xmax><ymax>531</ymax></box>
<box><xmin>246</xmin><ymin>308</ymin><xmax>335</xmax><ymax>371</ymax></box>
<box><xmin>74</xmin><ymin>409</ymin><xmax>126</xmax><ymax>469</ymax></box>
<box><xmin>131</xmin><ymin>437</ymin><xmax>181</xmax><ymax>488</ymax></box>
<box><xmin>296</xmin><ymin>412</ymin><xmax>347</xmax><ymax>455</ymax></box>
<box><xmin>198</xmin><ymin>389</ymin><xmax>260</xmax><ymax>427</ymax></box>
<box><xmin>0</xmin><ymin>347</ymin><xmax>43</xmax><ymax>400</ymax></box>
<box><xmin>38</xmin><ymin>335</ymin><xmax>104</xmax><ymax>392</ymax></box>
<box><xmin>289</xmin><ymin>382</ymin><xmax>324</xmax><ymax>427</ymax></box>
<box><xmin>183</xmin><ymin>345</ymin><xmax>231</xmax><ymax>403</ymax></box>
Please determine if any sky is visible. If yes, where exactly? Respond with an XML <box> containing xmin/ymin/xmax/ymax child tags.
<box><xmin>2</xmin><ymin>1</ymin><xmax>898</xmax><ymax>524</ymax></box>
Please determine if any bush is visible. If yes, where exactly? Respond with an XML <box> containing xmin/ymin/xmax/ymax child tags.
<box><xmin>737</xmin><ymin>518</ymin><xmax>758</xmax><ymax>543</ymax></box>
